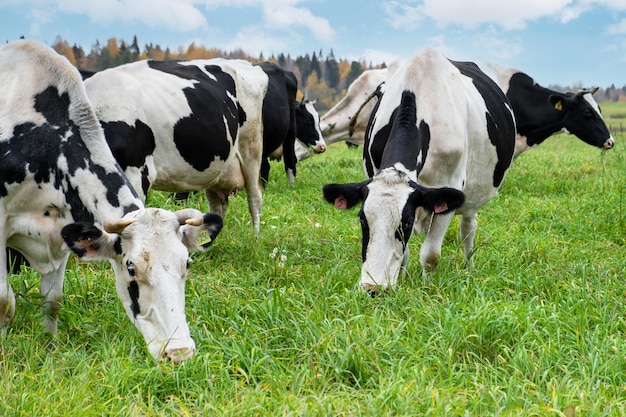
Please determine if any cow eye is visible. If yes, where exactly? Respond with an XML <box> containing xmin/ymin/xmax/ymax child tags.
<box><xmin>583</xmin><ymin>108</ymin><xmax>593</xmax><ymax>118</ymax></box>
<box><xmin>126</xmin><ymin>261</ymin><xmax>136</xmax><ymax>277</ymax></box>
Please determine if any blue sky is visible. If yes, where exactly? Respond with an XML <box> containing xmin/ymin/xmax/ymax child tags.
<box><xmin>2</xmin><ymin>0</ymin><xmax>626</xmax><ymax>88</ymax></box>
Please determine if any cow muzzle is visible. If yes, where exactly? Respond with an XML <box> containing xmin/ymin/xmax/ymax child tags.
<box><xmin>313</xmin><ymin>142</ymin><xmax>327</xmax><ymax>154</ymax></box>
<box><xmin>361</xmin><ymin>282</ymin><xmax>390</xmax><ymax>297</ymax></box>
<box><xmin>164</xmin><ymin>346</ymin><xmax>196</xmax><ymax>364</ymax></box>
<box><xmin>604</xmin><ymin>137</ymin><xmax>615</xmax><ymax>149</ymax></box>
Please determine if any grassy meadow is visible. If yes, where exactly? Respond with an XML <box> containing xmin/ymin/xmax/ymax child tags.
<box><xmin>1</xmin><ymin>104</ymin><xmax>625</xmax><ymax>416</ymax></box>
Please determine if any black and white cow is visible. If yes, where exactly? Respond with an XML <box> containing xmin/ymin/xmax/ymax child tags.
<box><xmin>495</xmin><ymin>65</ymin><xmax>614</xmax><ymax>157</ymax></box>
<box><xmin>255</xmin><ymin>61</ymin><xmax>325</xmax><ymax>184</ymax></box>
<box><xmin>296</xmin><ymin>68</ymin><xmax>387</xmax><ymax>161</ymax></box>
<box><xmin>0</xmin><ymin>40</ymin><xmax>223</xmax><ymax>362</ymax></box>
<box><xmin>84</xmin><ymin>58</ymin><xmax>267</xmax><ymax>233</ymax></box>
<box><xmin>323</xmin><ymin>49</ymin><xmax>516</xmax><ymax>292</ymax></box>
<box><xmin>86</xmin><ymin>59</ymin><xmax>325</xmax><ymax>233</ymax></box>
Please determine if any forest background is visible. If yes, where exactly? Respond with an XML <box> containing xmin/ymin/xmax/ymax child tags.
<box><xmin>50</xmin><ymin>35</ymin><xmax>626</xmax><ymax>112</ymax></box>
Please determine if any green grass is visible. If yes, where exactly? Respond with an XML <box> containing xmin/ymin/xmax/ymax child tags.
<box><xmin>1</xmin><ymin>131</ymin><xmax>624</xmax><ymax>416</ymax></box>
<box><xmin>602</xmin><ymin>101</ymin><xmax>626</xmax><ymax>133</ymax></box>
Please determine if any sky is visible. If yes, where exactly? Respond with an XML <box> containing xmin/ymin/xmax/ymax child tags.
<box><xmin>2</xmin><ymin>0</ymin><xmax>626</xmax><ymax>88</ymax></box>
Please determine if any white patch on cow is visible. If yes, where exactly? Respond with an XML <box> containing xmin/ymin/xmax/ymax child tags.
<box><xmin>86</xmin><ymin>63</ymin><xmax>196</xmax><ymax>127</ymax></box>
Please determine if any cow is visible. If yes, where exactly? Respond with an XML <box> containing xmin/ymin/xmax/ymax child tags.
<box><xmin>295</xmin><ymin>68</ymin><xmax>387</xmax><ymax>161</ymax></box>
<box><xmin>323</xmin><ymin>48</ymin><xmax>516</xmax><ymax>293</ymax></box>
<box><xmin>86</xmin><ymin>59</ymin><xmax>325</xmax><ymax>233</ymax></box>
<box><xmin>250</xmin><ymin>61</ymin><xmax>325</xmax><ymax>185</ymax></box>
<box><xmin>495</xmin><ymin>65</ymin><xmax>614</xmax><ymax>158</ymax></box>
<box><xmin>84</xmin><ymin>58</ymin><xmax>268</xmax><ymax>233</ymax></box>
<box><xmin>0</xmin><ymin>40</ymin><xmax>224</xmax><ymax>363</ymax></box>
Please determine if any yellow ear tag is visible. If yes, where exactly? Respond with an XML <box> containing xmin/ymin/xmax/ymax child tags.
<box><xmin>197</xmin><ymin>229</ymin><xmax>213</xmax><ymax>247</ymax></box>
<box><xmin>555</xmin><ymin>100</ymin><xmax>563</xmax><ymax>111</ymax></box>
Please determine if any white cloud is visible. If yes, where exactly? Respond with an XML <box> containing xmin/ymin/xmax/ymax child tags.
<box><xmin>471</xmin><ymin>30</ymin><xmax>524</xmax><ymax>60</ymax></box>
<box><xmin>26</xmin><ymin>8</ymin><xmax>55</xmax><ymax>37</ymax></box>
<box><xmin>56</xmin><ymin>0</ymin><xmax>208</xmax><ymax>31</ymax></box>
<box><xmin>608</xmin><ymin>18</ymin><xmax>626</xmax><ymax>33</ymax></box>
<box><xmin>221</xmin><ymin>25</ymin><xmax>289</xmax><ymax>56</ymax></box>
<box><xmin>262</xmin><ymin>0</ymin><xmax>335</xmax><ymax>42</ymax></box>
<box><xmin>383</xmin><ymin>0</ymin><xmax>574</xmax><ymax>31</ymax></box>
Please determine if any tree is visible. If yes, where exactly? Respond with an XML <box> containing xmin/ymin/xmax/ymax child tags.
<box><xmin>51</xmin><ymin>37</ymin><xmax>76</xmax><ymax>66</ymax></box>
<box><xmin>117</xmin><ymin>40</ymin><xmax>132</xmax><ymax>65</ymax></box>
<box><xmin>130</xmin><ymin>35</ymin><xmax>140</xmax><ymax>61</ymax></box>
<box><xmin>304</xmin><ymin>71</ymin><xmax>337</xmax><ymax>112</ymax></box>
<box><xmin>277</xmin><ymin>53</ymin><xmax>287</xmax><ymax>68</ymax></box>
<box><xmin>296</xmin><ymin>53</ymin><xmax>311</xmax><ymax>88</ymax></box>
<box><xmin>310</xmin><ymin>51</ymin><xmax>321</xmax><ymax>80</ymax></box>
<box><xmin>345</xmin><ymin>61</ymin><xmax>364</xmax><ymax>87</ymax></box>
<box><xmin>324</xmin><ymin>53</ymin><xmax>340</xmax><ymax>90</ymax></box>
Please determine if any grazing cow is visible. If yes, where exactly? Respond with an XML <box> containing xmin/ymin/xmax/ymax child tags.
<box><xmin>0</xmin><ymin>40</ymin><xmax>223</xmax><ymax>363</ymax></box>
<box><xmin>85</xmin><ymin>58</ymin><xmax>268</xmax><ymax>233</ymax></box>
<box><xmin>255</xmin><ymin>61</ymin><xmax>325</xmax><ymax>185</ymax></box>
<box><xmin>495</xmin><ymin>65</ymin><xmax>614</xmax><ymax>157</ymax></box>
<box><xmin>296</xmin><ymin>68</ymin><xmax>387</xmax><ymax>161</ymax></box>
<box><xmin>323</xmin><ymin>49</ymin><xmax>516</xmax><ymax>292</ymax></box>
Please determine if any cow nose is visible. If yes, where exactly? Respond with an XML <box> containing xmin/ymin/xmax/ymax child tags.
<box><xmin>315</xmin><ymin>143</ymin><xmax>326</xmax><ymax>154</ymax></box>
<box><xmin>604</xmin><ymin>138</ymin><xmax>614</xmax><ymax>149</ymax></box>
<box><xmin>164</xmin><ymin>346</ymin><xmax>195</xmax><ymax>364</ymax></box>
<box><xmin>361</xmin><ymin>283</ymin><xmax>387</xmax><ymax>297</ymax></box>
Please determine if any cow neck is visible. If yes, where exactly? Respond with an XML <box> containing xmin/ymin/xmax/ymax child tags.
<box><xmin>509</xmin><ymin>73</ymin><xmax>569</xmax><ymax>145</ymax></box>
<box><xmin>519</xmin><ymin>110</ymin><xmax>569</xmax><ymax>145</ymax></box>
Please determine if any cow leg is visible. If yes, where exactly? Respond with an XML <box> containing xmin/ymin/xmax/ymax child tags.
<box><xmin>260</xmin><ymin>157</ymin><xmax>271</xmax><ymax>186</ymax></box>
<box><xmin>283</xmin><ymin>134</ymin><xmax>297</xmax><ymax>185</ymax></box>
<box><xmin>419</xmin><ymin>212</ymin><xmax>455</xmax><ymax>274</ymax></box>
<box><xmin>205</xmin><ymin>189</ymin><xmax>228</xmax><ymax>219</ymax></box>
<box><xmin>39</xmin><ymin>253</ymin><xmax>69</xmax><ymax>334</ymax></box>
<box><xmin>237</xmin><ymin>142</ymin><xmax>263</xmax><ymax>234</ymax></box>
<box><xmin>459</xmin><ymin>213</ymin><xmax>478</xmax><ymax>265</ymax></box>
<box><xmin>0</xmin><ymin>244</ymin><xmax>16</xmax><ymax>336</ymax></box>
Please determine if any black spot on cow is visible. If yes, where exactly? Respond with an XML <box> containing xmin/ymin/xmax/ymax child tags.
<box><xmin>128</xmin><ymin>281</ymin><xmax>140</xmax><ymax>317</ymax></box>
<box><xmin>101</xmin><ymin>120</ymin><xmax>155</xmax><ymax>170</ymax></box>
<box><xmin>0</xmin><ymin>86</ymin><xmax>135</xmax><ymax>222</ymax></box>
<box><xmin>451</xmin><ymin>60</ymin><xmax>515</xmax><ymax>187</ymax></box>
<box><xmin>147</xmin><ymin>61</ymin><xmax>245</xmax><ymax>172</ymax></box>
<box><xmin>256</xmin><ymin>62</ymin><xmax>298</xmax><ymax>185</ymax></box>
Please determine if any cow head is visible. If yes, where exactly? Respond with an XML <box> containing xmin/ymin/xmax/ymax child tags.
<box><xmin>295</xmin><ymin>98</ymin><xmax>326</xmax><ymax>154</ymax></box>
<box><xmin>61</xmin><ymin>208</ymin><xmax>223</xmax><ymax>363</ymax></box>
<box><xmin>323</xmin><ymin>168</ymin><xmax>464</xmax><ymax>293</ymax></box>
<box><xmin>548</xmin><ymin>87</ymin><xmax>614</xmax><ymax>150</ymax></box>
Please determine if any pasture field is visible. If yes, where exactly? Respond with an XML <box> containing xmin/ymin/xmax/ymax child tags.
<box><xmin>602</xmin><ymin>100</ymin><xmax>626</xmax><ymax>134</ymax></box>
<box><xmin>1</xmin><ymin>111</ymin><xmax>624</xmax><ymax>416</ymax></box>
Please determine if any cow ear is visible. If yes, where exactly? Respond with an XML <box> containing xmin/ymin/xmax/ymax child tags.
<box><xmin>180</xmin><ymin>213</ymin><xmax>224</xmax><ymax>250</ymax></box>
<box><xmin>323</xmin><ymin>181</ymin><xmax>369</xmax><ymax>210</ymax></box>
<box><xmin>414</xmin><ymin>187</ymin><xmax>465</xmax><ymax>214</ymax></box>
<box><xmin>549</xmin><ymin>93</ymin><xmax>574</xmax><ymax>111</ymax></box>
<box><xmin>61</xmin><ymin>223</ymin><xmax>120</xmax><ymax>260</ymax></box>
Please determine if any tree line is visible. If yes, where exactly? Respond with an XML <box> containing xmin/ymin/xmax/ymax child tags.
<box><xmin>50</xmin><ymin>35</ymin><xmax>384</xmax><ymax>112</ymax></box>
<box><xmin>50</xmin><ymin>35</ymin><xmax>626</xmax><ymax>109</ymax></box>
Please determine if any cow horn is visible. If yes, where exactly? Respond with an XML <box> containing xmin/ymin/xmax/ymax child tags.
<box><xmin>182</xmin><ymin>217</ymin><xmax>202</xmax><ymax>226</ymax></box>
<box><xmin>175</xmin><ymin>208</ymin><xmax>204</xmax><ymax>226</ymax></box>
<box><xmin>577</xmin><ymin>86</ymin><xmax>599</xmax><ymax>97</ymax></box>
<box><xmin>103</xmin><ymin>219</ymin><xmax>134</xmax><ymax>234</ymax></box>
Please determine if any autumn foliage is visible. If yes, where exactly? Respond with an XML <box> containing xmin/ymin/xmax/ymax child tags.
<box><xmin>51</xmin><ymin>35</ymin><xmax>385</xmax><ymax>112</ymax></box>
